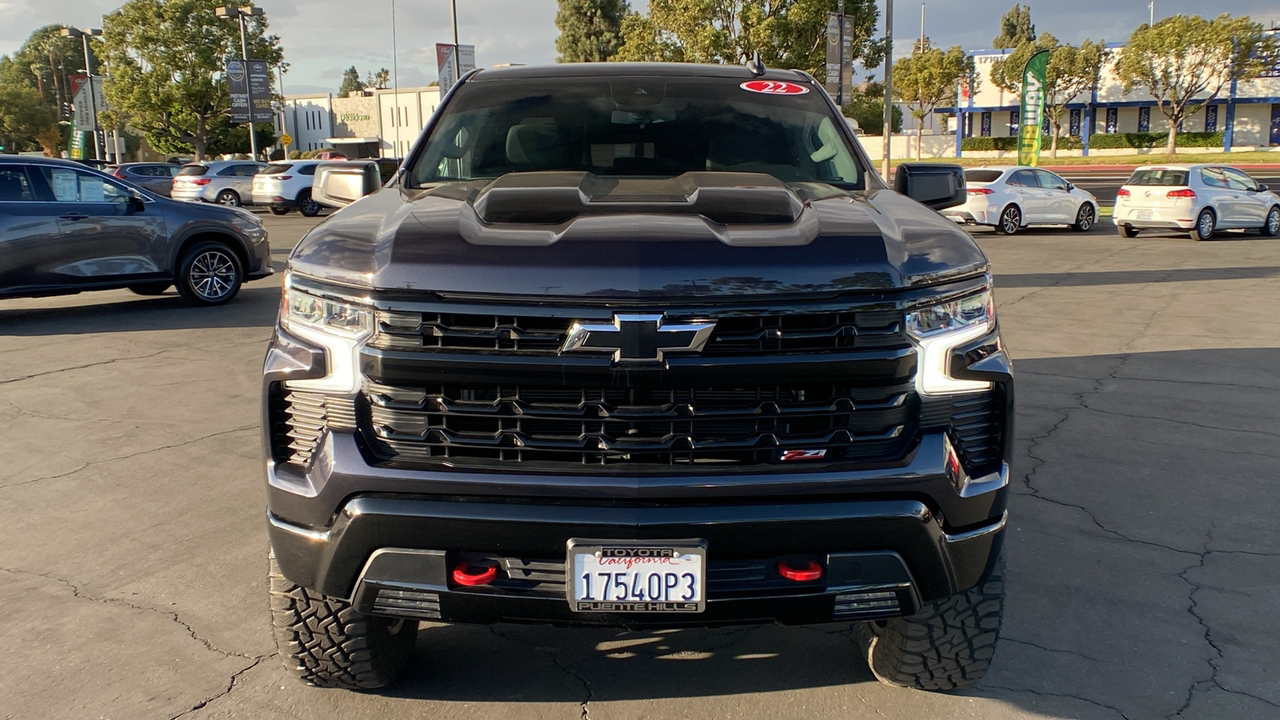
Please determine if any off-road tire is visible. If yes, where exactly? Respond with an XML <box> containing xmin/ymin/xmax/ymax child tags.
<box><xmin>1190</xmin><ymin>209</ymin><xmax>1215</xmax><ymax>241</ymax></box>
<box><xmin>127</xmin><ymin>282</ymin><xmax>171</xmax><ymax>296</ymax></box>
<box><xmin>269</xmin><ymin>551</ymin><xmax>417</xmax><ymax>689</ymax></box>
<box><xmin>1117</xmin><ymin>223</ymin><xmax>1139</xmax><ymax>238</ymax></box>
<box><xmin>995</xmin><ymin>205</ymin><xmax>1021</xmax><ymax>235</ymax></box>
<box><xmin>857</xmin><ymin>560</ymin><xmax>1004</xmax><ymax>691</ymax></box>
<box><xmin>1071</xmin><ymin>203</ymin><xmax>1095</xmax><ymax>232</ymax></box>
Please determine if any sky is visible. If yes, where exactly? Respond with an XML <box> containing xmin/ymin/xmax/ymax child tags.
<box><xmin>3</xmin><ymin>0</ymin><xmax>1279</xmax><ymax>96</ymax></box>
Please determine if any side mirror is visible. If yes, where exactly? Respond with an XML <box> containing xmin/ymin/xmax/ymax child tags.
<box><xmin>311</xmin><ymin>160</ymin><xmax>382</xmax><ymax>209</ymax></box>
<box><xmin>1257</xmin><ymin>184</ymin><xmax>1268</xmax><ymax>192</ymax></box>
<box><xmin>894</xmin><ymin>162</ymin><xmax>965</xmax><ymax>211</ymax></box>
<box><xmin>128</xmin><ymin>193</ymin><xmax>146</xmax><ymax>213</ymax></box>
<box><xmin>1066</xmin><ymin>182</ymin><xmax>1074</xmax><ymax>191</ymax></box>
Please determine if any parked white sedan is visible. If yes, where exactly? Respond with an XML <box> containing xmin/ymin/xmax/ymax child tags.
<box><xmin>944</xmin><ymin>166</ymin><xmax>1099</xmax><ymax>234</ymax></box>
<box><xmin>1113</xmin><ymin>164</ymin><xmax>1280</xmax><ymax>241</ymax></box>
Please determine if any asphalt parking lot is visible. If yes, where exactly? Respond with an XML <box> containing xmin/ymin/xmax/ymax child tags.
<box><xmin>2</xmin><ymin>213</ymin><xmax>1278</xmax><ymax>720</ymax></box>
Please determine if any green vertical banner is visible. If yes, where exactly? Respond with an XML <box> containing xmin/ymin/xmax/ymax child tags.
<box><xmin>1017</xmin><ymin>50</ymin><xmax>1049</xmax><ymax>167</ymax></box>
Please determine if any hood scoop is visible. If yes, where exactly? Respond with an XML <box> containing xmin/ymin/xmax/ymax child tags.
<box><xmin>457</xmin><ymin>171</ymin><xmax>819</xmax><ymax>247</ymax></box>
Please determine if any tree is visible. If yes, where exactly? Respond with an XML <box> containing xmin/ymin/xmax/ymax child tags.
<box><xmin>339</xmin><ymin>66</ymin><xmax>364</xmax><ymax>97</ymax></box>
<box><xmin>992</xmin><ymin>4</ymin><xmax>1035</xmax><ymax>50</ymax></box>
<box><xmin>371</xmin><ymin>68</ymin><xmax>390</xmax><ymax>90</ymax></box>
<box><xmin>100</xmin><ymin>0</ymin><xmax>283</xmax><ymax>161</ymax></box>
<box><xmin>556</xmin><ymin>0</ymin><xmax>629</xmax><ymax>62</ymax></box>
<box><xmin>841</xmin><ymin>81</ymin><xmax>902</xmax><ymax>135</ymax></box>
<box><xmin>614</xmin><ymin>0</ymin><xmax>886</xmax><ymax>80</ymax></box>
<box><xmin>990</xmin><ymin>34</ymin><xmax>1106</xmax><ymax>157</ymax></box>
<box><xmin>1</xmin><ymin>26</ymin><xmax>95</xmax><ymax>122</ymax></box>
<box><xmin>892</xmin><ymin>45</ymin><xmax>975</xmax><ymax>159</ymax></box>
<box><xmin>0</xmin><ymin>85</ymin><xmax>57</xmax><ymax>153</ymax></box>
<box><xmin>1116</xmin><ymin>13</ymin><xmax>1277</xmax><ymax>154</ymax></box>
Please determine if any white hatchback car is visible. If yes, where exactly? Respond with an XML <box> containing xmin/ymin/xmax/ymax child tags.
<box><xmin>1113</xmin><ymin>165</ymin><xmax>1280</xmax><ymax>240</ymax></box>
<box><xmin>944</xmin><ymin>166</ymin><xmax>1100</xmax><ymax>234</ymax></box>
<box><xmin>252</xmin><ymin>160</ymin><xmax>325</xmax><ymax>216</ymax></box>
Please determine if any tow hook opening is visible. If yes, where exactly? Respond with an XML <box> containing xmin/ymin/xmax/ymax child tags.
<box><xmin>452</xmin><ymin>561</ymin><xmax>499</xmax><ymax>587</ymax></box>
<box><xmin>777</xmin><ymin>559</ymin><xmax>824</xmax><ymax>582</ymax></box>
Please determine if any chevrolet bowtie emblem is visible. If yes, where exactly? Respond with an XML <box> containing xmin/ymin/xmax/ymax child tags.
<box><xmin>561</xmin><ymin>314</ymin><xmax>716</xmax><ymax>363</ymax></box>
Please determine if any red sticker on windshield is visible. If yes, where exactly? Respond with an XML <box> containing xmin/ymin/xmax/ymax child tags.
<box><xmin>740</xmin><ymin>80</ymin><xmax>810</xmax><ymax>95</ymax></box>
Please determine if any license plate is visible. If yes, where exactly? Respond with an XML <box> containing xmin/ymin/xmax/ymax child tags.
<box><xmin>567</xmin><ymin>539</ymin><xmax>706</xmax><ymax>613</ymax></box>
<box><xmin>1136</xmin><ymin>210</ymin><xmax>1152</xmax><ymax>220</ymax></box>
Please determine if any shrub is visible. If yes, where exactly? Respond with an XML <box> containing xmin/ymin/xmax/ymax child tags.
<box><xmin>961</xmin><ymin>135</ymin><xmax>1080</xmax><ymax>152</ymax></box>
<box><xmin>1086</xmin><ymin>131</ymin><xmax>1223</xmax><ymax>149</ymax></box>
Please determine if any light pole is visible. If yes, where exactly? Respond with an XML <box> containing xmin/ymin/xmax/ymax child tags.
<box><xmin>881</xmin><ymin>0</ymin><xmax>893</xmax><ymax>180</ymax></box>
<box><xmin>450</xmin><ymin>0</ymin><xmax>460</xmax><ymax>87</ymax></box>
<box><xmin>61</xmin><ymin>27</ymin><xmax>103</xmax><ymax>161</ymax></box>
<box><xmin>216</xmin><ymin>4</ymin><xmax>265</xmax><ymax>160</ymax></box>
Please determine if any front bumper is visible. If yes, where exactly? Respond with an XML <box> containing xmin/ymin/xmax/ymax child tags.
<box><xmin>268</xmin><ymin>491</ymin><xmax>1006</xmax><ymax>628</ymax></box>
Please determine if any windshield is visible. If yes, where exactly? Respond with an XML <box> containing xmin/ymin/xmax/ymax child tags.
<box><xmin>407</xmin><ymin>76</ymin><xmax>863</xmax><ymax>188</ymax></box>
<box><xmin>1126</xmin><ymin>169</ymin><xmax>1189</xmax><ymax>186</ymax></box>
<box><xmin>964</xmin><ymin>170</ymin><xmax>1004</xmax><ymax>184</ymax></box>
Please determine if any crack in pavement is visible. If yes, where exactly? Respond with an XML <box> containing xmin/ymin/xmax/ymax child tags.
<box><xmin>0</xmin><ymin>425</ymin><xmax>257</xmax><ymax>490</ymax></box>
<box><xmin>1167</xmin><ymin>527</ymin><xmax>1280</xmax><ymax>718</ymax></box>
<box><xmin>488</xmin><ymin>626</ymin><xmax>594</xmax><ymax>719</ymax></box>
<box><xmin>985</xmin><ymin>683</ymin><xmax>1132</xmax><ymax>720</ymax></box>
<box><xmin>1000</xmin><ymin>636</ymin><xmax>1103</xmax><ymax>662</ymax></box>
<box><xmin>0</xmin><ymin>349</ymin><xmax>174</xmax><ymax>385</ymax></box>
<box><xmin>168</xmin><ymin>656</ymin><xmax>269</xmax><ymax>720</ymax></box>
<box><xmin>1</xmin><ymin>567</ymin><xmax>259</xmax><ymax>661</ymax></box>
<box><xmin>1078</xmin><ymin>404</ymin><xmax>1280</xmax><ymax>439</ymax></box>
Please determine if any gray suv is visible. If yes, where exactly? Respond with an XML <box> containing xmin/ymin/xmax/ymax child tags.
<box><xmin>171</xmin><ymin>160</ymin><xmax>265</xmax><ymax>207</ymax></box>
<box><xmin>0</xmin><ymin>155</ymin><xmax>272</xmax><ymax>305</ymax></box>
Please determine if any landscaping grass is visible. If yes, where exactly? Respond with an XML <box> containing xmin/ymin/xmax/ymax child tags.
<box><xmin>886</xmin><ymin>151</ymin><xmax>1280</xmax><ymax>168</ymax></box>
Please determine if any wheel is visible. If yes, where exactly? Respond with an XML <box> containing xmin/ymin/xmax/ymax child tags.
<box><xmin>995</xmin><ymin>205</ymin><xmax>1021</xmax><ymax>235</ymax></box>
<box><xmin>1262</xmin><ymin>206</ymin><xmax>1280</xmax><ymax>237</ymax></box>
<box><xmin>176</xmin><ymin>240</ymin><xmax>243</xmax><ymax>305</ymax></box>
<box><xmin>1117</xmin><ymin>223</ymin><xmax>1139</xmax><ymax>238</ymax></box>
<box><xmin>298</xmin><ymin>189</ymin><xmax>321</xmax><ymax>217</ymax></box>
<box><xmin>215</xmin><ymin>189</ymin><xmax>241</xmax><ymax>207</ymax></box>
<box><xmin>269</xmin><ymin>206</ymin><xmax>290</xmax><ymax>216</ymax></box>
<box><xmin>269</xmin><ymin>550</ymin><xmax>417</xmax><ymax>689</ymax></box>
<box><xmin>1190</xmin><ymin>209</ymin><xmax>1215</xmax><ymax>241</ymax></box>
<box><xmin>857</xmin><ymin>558</ymin><xmax>1004</xmax><ymax>691</ymax></box>
<box><xmin>127</xmin><ymin>282</ymin><xmax>171</xmax><ymax>296</ymax></box>
<box><xmin>1071</xmin><ymin>204</ymin><xmax>1095</xmax><ymax>232</ymax></box>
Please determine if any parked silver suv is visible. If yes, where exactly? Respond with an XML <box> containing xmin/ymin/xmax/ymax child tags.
<box><xmin>171</xmin><ymin>160</ymin><xmax>265</xmax><ymax>207</ymax></box>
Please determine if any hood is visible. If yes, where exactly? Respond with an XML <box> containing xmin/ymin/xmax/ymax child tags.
<box><xmin>288</xmin><ymin>172</ymin><xmax>989</xmax><ymax>299</ymax></box>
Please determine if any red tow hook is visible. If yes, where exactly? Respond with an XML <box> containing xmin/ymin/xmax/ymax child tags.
<box><xmin>778</xmin><ymin>560</ymin><xmax>824</xmax><ymax>582</ymax></box>
<box><xmin>452</xmin><ymin>561</ymin><xmax>499</xmax><ymax>587</ymax></box>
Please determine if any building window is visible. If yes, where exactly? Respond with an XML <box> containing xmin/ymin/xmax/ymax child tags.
<box><xmin>1138</xmin><ymin>106</ymin><xmax>1150</xmax><ymax>132</ymax></box>
<box><xmin>1009</xmin><ymin>109</ymin><xmax>1019</xmax><ymax>137</ymax></box>
<box><xmin>1041</xmin><ymin>116</ymin><xmax>1050</xmax><ymax>136</ymax></box>
<box><xmin>1106</xmin><ymin>108</ymin><xmax>1118</xmax><ymax>133</ymax></box>
<box><xmin>1205</xmin><ymin>105</ymin><xmax>1218</xmax><ymax>133</ymax></box>
<box><xmin>981</xmin><ymin>112</ymin><xmax>992</xmax><ymax>137</ymax></box>
<box><xmin>1068</xmin><ymin>109</ymin><xmax>1081</xmax><ymax>137</ymax></box>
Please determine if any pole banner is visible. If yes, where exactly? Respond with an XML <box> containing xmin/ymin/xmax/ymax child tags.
<box><xmin>1017</xmin><ymin>49</ymin><xmax>1049</xmax><ymax>167</ymax></box>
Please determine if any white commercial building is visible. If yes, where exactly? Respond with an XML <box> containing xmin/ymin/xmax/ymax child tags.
<box><xmin>277</xmin><ymin>86</ymin><xmax>441</xmax><ymax>159</ymax></box>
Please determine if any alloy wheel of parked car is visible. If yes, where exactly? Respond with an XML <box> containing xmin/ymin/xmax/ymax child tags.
<box><xmin>996</xmin><ymin>206</ymin><xmax>1021</xmax><ymax>235</ymax></box>
<box><xmin>1263</xmin><ymin>207</ymin><xmax>1280</xmax><ymax>237</ymax></box>
<box><xmin>298</xmin><ymin>190</ymin><xmax>321</xmax><ymax>217</ymax></box>
<box><xmin>1071</xmin><ymin>204</ymin><xmax>1094</xmax><ymax>232</ymax></box>
<box><xmin>216</xmin><ymin>190</ymin><xmax>241</xmax><ymax>207</ymax></box>
<box><xmin>1190</xmin><ymin>209</ymin><xmax>1215</xmax><ymax>241</ymax></box>
<box><xmin>177</xmin><ymin>241</ymin><xmax>243</xmax><ymax>305</ymax></box>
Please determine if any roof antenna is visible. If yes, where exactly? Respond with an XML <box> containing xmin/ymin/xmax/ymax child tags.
<box><xmin>746</xmin><ymin>51</ymin><xmax>766</xmax><ymax>76</ymax></box>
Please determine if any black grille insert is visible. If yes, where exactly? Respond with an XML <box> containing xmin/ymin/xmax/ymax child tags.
<box><xmin>362</xmin><ymin>382</ymin><xmax>916</xmax><ymax>468</ymax></box>
<box><xmin>369</xmin><ymin>309</ymin><xmax>904</xmax><ymax>356</ymax></box>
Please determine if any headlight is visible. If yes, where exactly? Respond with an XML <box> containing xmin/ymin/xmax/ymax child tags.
<box><xmin>906</xmin><ymin>286</ymin><xmax>995</xmax><ymax>395</ymax></box>
<box><xmin>280</xmin><ymin>274</ymin><xmax>373</xmax><ymax>394</ymax></box>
